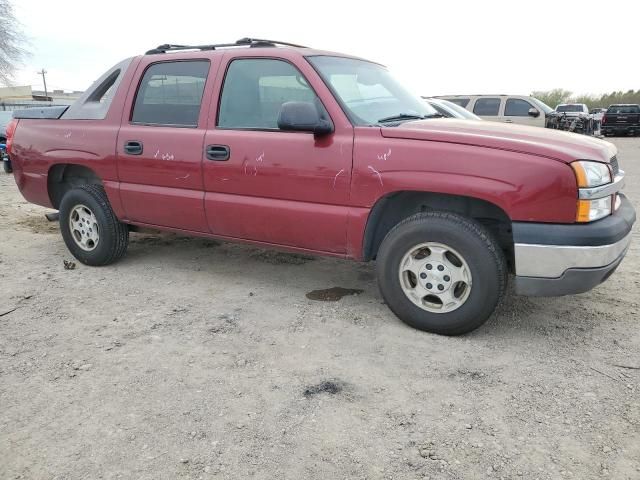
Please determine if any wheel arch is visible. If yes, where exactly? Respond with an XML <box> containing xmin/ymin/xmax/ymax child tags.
<box><xmin>47</xmin><ymin>163</ymin><xmax>104</xmax><ymax>209</ymax></box>
<box><xmin>362</xmin><ymin>190</ymin><xmax>514</xmax><ymax>269</ymax></box>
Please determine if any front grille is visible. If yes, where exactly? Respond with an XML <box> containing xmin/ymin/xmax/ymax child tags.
<box><xmin>610</xmin><ymin>155</ymin><xmax>619</xmax><ymax>175</ymax></box>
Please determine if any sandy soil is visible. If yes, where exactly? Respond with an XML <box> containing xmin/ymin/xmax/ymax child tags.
<box><xmin>1</xmin><ymin>138</ymin><xmax>638</xmax><ymax>480</ymax></box>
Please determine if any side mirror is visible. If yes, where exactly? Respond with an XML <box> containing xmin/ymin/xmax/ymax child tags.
<box><xmin>277</xmin><ymin>101</ymin><xmax>334</xmax><ymax>136</ymax></box>
<box><xmin>528</xmin><ymin>107</ymin><xmax>540</xmax><ymax>118</ymax></box>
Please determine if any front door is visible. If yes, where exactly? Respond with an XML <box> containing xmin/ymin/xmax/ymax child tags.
<box><xmin>202</xmin><ymin>56</ymin><xmax>354</xmax><ymax>254</ymax></box>
<box><xmin>499</xmin><ymin>97</ymin><xmax>543</xmax><ymax>127</ymax></box>
<box><xmin>117</xmin><ymin>59</ymin><xmax>215</xmax><ymax>232</ymax></box>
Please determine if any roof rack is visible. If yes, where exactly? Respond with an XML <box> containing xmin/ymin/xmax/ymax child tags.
<box><xmin>145</xmin><ymin>38</ymin><xmax>308</xmax><ymax>55</ymax></box>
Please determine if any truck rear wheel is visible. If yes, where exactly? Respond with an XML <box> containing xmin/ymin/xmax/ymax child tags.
<box><xmin>59</xmin><ymin>185</ymin><xmax>129</xmax><ymax>266</ymax></box>
<box><xmin>376</xmin><ymin>212</ymin><xmax>507</xmax><ymax>335</ymax></box>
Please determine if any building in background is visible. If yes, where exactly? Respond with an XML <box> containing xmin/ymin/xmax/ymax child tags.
<box><xmin>0</xmin><ymin>85</ymin><xmax>83</xmax><ymax>110</ymax></box>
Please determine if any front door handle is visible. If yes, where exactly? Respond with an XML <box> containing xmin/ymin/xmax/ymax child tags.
<box><xmin>124</xmin><ymin>140</ymin><xmax>143</xmax><ymax>155</ymax></box>
<box><xmin>206</xmin><ymin>144</ymin><xmax>230</xmax><ymax>161</ymax></box>
<box><xmin>504</xmin><ymin>119</ymin><xmax>513</xmax><ymax>123</ymax></box>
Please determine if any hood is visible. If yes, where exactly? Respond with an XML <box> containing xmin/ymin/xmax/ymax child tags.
<box><xmin>380</xmin><ymin>119</ymin><xmax>616</xmax><ymax>164</ymax></box>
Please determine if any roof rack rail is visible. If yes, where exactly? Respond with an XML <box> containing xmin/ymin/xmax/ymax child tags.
<box><xmin>145</xmin><ymin>38</ymin><xmax>308</xmax><ymax>55</ymax></box>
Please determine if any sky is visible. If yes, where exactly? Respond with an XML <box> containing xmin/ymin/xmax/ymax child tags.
<box><xmin>10</xmin><ymin>0</ymin><xmax>640</xmax><ymax>97</ymax></box>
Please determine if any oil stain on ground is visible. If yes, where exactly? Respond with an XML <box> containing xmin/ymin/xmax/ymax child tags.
<box><xmin>306</xmin><ymin>287</ymin><xmax>364</xmax><ymax>301</ymax></box>
<box><xmin>303</xmin><ymin>380</ymin><xmax>345</xmax><ymax>398</ymax></box>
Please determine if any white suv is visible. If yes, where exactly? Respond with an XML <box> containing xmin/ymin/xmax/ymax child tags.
<box><xmin>434</xmin><ymin>95</ymin><xmax>554</xmax><ymax>128</ymax></box>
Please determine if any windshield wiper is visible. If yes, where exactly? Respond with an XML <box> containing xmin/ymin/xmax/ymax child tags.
<box><xmin>377</xmin><ymin>113</ymin><xmax>428</xmax><ymax>123</ymax></box>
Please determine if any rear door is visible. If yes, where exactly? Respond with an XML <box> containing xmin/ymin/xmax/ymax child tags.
<box><xmin>499</xmin><ymin>97</ymin><xmax>543</xmax><ymax>127</ymax></box>
<box><xmin>471</xmin><ymin>97</ymin><xmax>502</xmax><ymax>121</ymax></box>
<box><xmin>117</xmin><ymin>58</ymin><xmax>216</xmax><ymax>232</ymax></box>
<box><xmin>201</xmin><ymin>54</ymin><xmax>354</xmax><ymax>253</ymax></box>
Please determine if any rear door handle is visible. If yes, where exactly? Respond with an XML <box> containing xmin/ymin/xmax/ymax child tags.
<box><xmin>124</xmin><ymin>140</ymin><xmax>143</xmax><ymax>155</ymax></box>
<box><xmin>206</xmin><ymin>144</ymin><xmax>230</xmax><ymax>161</ymax></box>
<box><xmin>504</xmin><ymin>119</ymin><xmax>513</xmax><ymax>123</ymax></box>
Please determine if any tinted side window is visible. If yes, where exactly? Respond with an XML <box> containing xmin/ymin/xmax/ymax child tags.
<box><xmin>447</xmin><ymin>98</ymin><xmax>470</xmax><ymax>108</ymax></box>
<box><xmin>505</xmin><ymin>98</ymin><xmax>534</xmax><ymax>116</ymax></box>
<box><xmin>218</xmin><ymin>59</ymin><xmax>318</xmax><ymax>129</ymax></box>
<box><xmin>473</xmin><ymin>98</ymin><xmax>501</xmax><ymax>116</ymax></box>
<box><xmin>132</xmin><ymin>61</ymin><xmax>209</xmax><ymax>127</ymax></box>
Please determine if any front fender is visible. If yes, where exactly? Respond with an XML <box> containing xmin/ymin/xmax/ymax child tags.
<box><xmin>352</xmin><ymin>134</ymin><xmax>577</xmax><ymax>223</ymax></box>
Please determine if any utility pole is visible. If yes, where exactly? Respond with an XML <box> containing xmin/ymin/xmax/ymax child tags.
<box><xmin>37</xmin><ymin>69</ymin><xmax>48</xmax><ymax>99</ymax></box>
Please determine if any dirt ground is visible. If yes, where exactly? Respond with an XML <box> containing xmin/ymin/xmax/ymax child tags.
<box><xmin>1</xmin><ymin>138</ymin><xmax>638</xmax><ymax>480</ymax></box>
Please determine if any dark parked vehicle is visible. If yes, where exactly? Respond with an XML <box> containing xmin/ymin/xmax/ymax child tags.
<box><xmin>5</xmin><ymin>38</ymin><xmax>636</xmax><ymax>335</ymax></box>
<box><xmin>601</xmin><ymin>104</ymin><xmax>640</xmax><ymax>136</ymax></box>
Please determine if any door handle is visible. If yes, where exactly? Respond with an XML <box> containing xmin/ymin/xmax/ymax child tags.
<box><xmin>504</xmin><ymin>119</ymin><xmax>513</xmax><ymax>123</ymax></box>
<box><xmin>124</xmin><ymin>140</ymin><xmax>143</xmax><ymax>155</ymax></box>
<box><xmin>206</xmin><ymin>144</ymin><xmax>230</xmax><ymax>161</ymax></box>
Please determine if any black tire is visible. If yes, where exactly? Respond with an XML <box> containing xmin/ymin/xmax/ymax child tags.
<box><xmin>59</xmin><ymin>184</ymin><xmax>129</xmax><ymax>266</ymax></box>
<box><xmin>2</xmin><ymin>159</ymin><xmax>11</xmax><ymax>174</ymax></box>
<box><xmin>376</xmin><ymin>211</ymin><xmax>507</xmax><ymax>335</ymax></box>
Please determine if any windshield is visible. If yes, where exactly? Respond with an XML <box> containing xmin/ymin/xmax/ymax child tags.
<box><xmin>529</xmin><ymin>97</ymin><xmax>553</xmax><ymax>114</ymax></box>
<box><xmin>438</xmin><ymin>99</ymin><xmax>481</xmax><ymax>120</ymax></box>
<box><xmin>307</xmin><ymin>56</ymin><xmax>437</xmax><ymax>126</ymax></box>
<box><xmin>556</xmin><ymin>104</ymin><xmax>584</xmax><ymax>112</ymax></box>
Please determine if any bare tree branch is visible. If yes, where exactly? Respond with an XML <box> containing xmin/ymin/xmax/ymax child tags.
<box><xmin>0</xmin><ymin>0</ymin><xmax>29</xmax><ymax>86</ymax></box>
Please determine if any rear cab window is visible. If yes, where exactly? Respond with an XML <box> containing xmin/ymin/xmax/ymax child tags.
<box><xmin>607</xmin><ymin>105</ymin><xmax>640</xmax><ymax>114</ymax></box>
<box><xmin>473</xmin><ymin>98</ymin><xmax>501</xmax><ymax>116</ymax></box>
<box><xmin>556</xmin><ymin>105</ymin><xmax>585</xmax><ymax>113</ymax></box>
<box><xmin>131</xmin><ymin>61</ymin><xmax>210</xmax><ymax>127</ymax></box>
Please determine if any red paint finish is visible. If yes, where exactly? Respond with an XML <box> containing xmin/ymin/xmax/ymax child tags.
<box><xmin>9</xmin><ymin>46</ymin><xmax>618</xmax><ymax>261</ymax></box>
<box><xmin>351</xmin><ymin>127</ymin><xmax>578</xmax><ymax>223</ymax></box>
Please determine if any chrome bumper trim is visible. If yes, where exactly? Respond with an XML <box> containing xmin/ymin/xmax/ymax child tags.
<box><xmin>579</xmin><ymin>171</ymin><xmax>625</xmax><ymax>200</ymax></box>
<box><xmin>514</xmin><ymin>231</ymin><xmax>632</xmax><ymax>278</ymax></box>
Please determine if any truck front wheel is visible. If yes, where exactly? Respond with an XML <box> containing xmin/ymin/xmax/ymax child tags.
<box><xmin>59</xmin><ymin>185</ymin><xmax>129</xmax><ymax>266</ymax></box>
<box><xmin>376</xmin><ymin>212</ymin><xmax>507</xmax><ymax>335</ymax></box>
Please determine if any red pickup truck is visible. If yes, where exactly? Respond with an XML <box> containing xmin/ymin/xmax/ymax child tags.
<box><xmin>6</xmin><ymin>38</ymin><xmax>635</xmax><ymax>335</ymax></box>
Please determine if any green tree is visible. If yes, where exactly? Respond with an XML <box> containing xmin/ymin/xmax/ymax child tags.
<box><xmin>531</xmin><ymin>89</ymin><xmax>640</xmax><ymax>110</ymax></box>
<box><xmin>572</xmin><ymin>94</ymin><xmax>598</xmax><ymax>110</ymax></box>
<box><xmin>531</xmin><ymin>88</ymin><xmax>573</xmax><ymax>109</ymax></box>
<box><xmin>0</xmin><ymin>0</ymin><xmax>27</xmax><ymax>85</ymax></box>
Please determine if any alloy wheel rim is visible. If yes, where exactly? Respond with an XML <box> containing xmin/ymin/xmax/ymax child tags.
<box><xmin>69</xmin><ymin>204</ymin><xmax>100</xmax><ymax>252</ymax></box>
<box><xmin>398</xmin><ymin>242</ymin><xmax>472</xmax><ymax>313</ymax></box>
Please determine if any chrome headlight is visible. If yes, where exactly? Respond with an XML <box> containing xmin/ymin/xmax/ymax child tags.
<box><xmin>571</xmin><ymin>160</ymin><xmax>615</xmax><ymax>222</ymax></box>
<box><xmin>571</xmin><ymin>160</ymin><xmax>612</xmax><ymax>188</ymax></box>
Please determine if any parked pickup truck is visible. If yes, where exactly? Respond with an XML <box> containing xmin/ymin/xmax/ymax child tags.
<box><xmin>601</xmin><ymin>104</ymin><xmax>640</xmax><ymax>136</ymax></box>
<box><xmin>6</xmin><ymin>38</ymin><xmax>636</xmax><ymax>335</ymax></box>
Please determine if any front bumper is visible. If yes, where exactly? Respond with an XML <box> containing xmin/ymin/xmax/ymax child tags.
<box><xmin>512</xmin><ymin>194</ymin><xmax>635</xmax><ymax>296</ymax></box>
